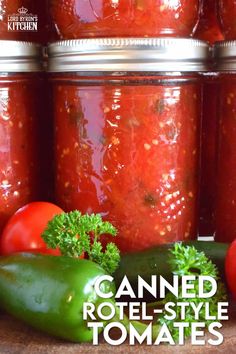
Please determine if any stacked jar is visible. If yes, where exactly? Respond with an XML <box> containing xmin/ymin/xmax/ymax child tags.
<box><xmin>0</xmin><ymin>0</ymin><xmax>212</xmax><ymax>250</ymax></box>
<box><xmin>213</xmin><ymin>3</ymin><xmax>236</xmax><ymax>243</ymax></box>
<box><xmin>48</xmin><ymin>37</ymin><xmax>209</xmax><ymax>254</ymax></box>
<box><xmin>0</xmin><ymin>41</ymin><xmax>43</xmax><ymax>231</ymax></box>
<box><xmin>46</xmin><ymin>1</ymin><xmax>212</xmax><ymax>252</ymax></box>
<box><xmin>0</xmin><ymin>1</ymin><xmax>59</xmax><ymax>231</ymax></box>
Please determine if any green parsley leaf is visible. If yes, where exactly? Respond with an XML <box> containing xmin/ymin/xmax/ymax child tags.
<box><xmin>41</xmin><ymin>210</ymin><xmax>120</xmax><ymax>274</ymax></box>
<box><xmin>157</xmin><ymin>243</ymin><xmax>227</xmax><ymax>340</ymax></box>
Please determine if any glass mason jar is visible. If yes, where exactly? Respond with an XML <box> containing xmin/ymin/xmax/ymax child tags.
<box><xmin>194</xmin><ymin>0</ymin><xmax>224</xmax><ymax>44</ymax></box>
<box><xmin>49</xmin><ymin>0</ymin><xmax>201</xmax><ymax>39</ymax></box>
<box><xmin>214</xmin><ymin>41</ymin><xmax>236</xmax><ymax>243</ymax></box>
<box><xmin>0</xmin><ymin>0</ymin><xmax>58</xmax><ymax>43</ymax></box>
<box><xmin>0</xmin><ymin>41</ymin><xmax>42</xmax><ymax>230</ymax></box>
<box><xmin>48</xmin><ymin>38</ymin><xmax>209</xmax><ymax>253</ymax></box>
<box><xmin>218</xmin><ymin>0</ymin><xmax>236</xmax><ymax>40</ymax></box>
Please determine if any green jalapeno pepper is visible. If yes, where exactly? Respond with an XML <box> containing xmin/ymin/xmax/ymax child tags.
<box><xmin>0</xmin><ymin>253</ymin><xmax>116</xmax><ymax>342</ymax></box>
<box><xmin>115</xmin><ymin>241</ymin><xmax>228</xmax><ymax>287</ymax></box>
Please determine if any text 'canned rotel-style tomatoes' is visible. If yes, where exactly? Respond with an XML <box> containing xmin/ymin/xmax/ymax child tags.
<box><xmin>48</xmin><ymin>38</ymin><xmax>209</xmax><ymax>253</ymax></box>
<box><xmin>49</xmin><ymin>0</ymin><xmax>201</xmax><ymax>39</ymax></box>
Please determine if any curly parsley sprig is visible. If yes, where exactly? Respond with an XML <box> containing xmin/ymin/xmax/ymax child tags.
<box><xmin>157</xmin><ymin>243</ymin><xmax>227</xmax><ymax>340</ymax></box>
<box><xmin>41</xmin><ymin>211</ymin><xmax>120</xmax><ymax>274</ymax></box>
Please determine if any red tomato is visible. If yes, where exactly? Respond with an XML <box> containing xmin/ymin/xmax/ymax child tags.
<box><xmin>0</xmin><ymin>202</ymin><xmax>64</xmax><ymax>256</ymax></box>
<box><xmin>225</xmin><ymin>239</ymin><xmax>236</xmax><ymax>299</ymax></box>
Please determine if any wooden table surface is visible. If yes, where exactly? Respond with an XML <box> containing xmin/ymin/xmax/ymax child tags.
<box><xmin>1</xmin><ymin>306</ymin><xmax>236</xmax><ymax>354</ymax></box>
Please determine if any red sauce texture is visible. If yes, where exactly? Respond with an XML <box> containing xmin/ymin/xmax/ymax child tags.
<box><xmin>52</xmin><ymin>76</ymin><xmax>201</xmax><ymax>252</ymax></box>
<box><xmin>0</xmin><ymin>74</ymin><xmax>42</xmax><ymax>231</ymax></box>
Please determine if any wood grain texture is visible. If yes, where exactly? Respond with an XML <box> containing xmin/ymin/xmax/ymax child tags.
<box><xmin>0</xmin><ymin>305</ymin><xmax>236</xmax><ymax>354</ymax></box>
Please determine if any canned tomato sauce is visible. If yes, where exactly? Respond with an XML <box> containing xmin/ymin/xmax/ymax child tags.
<box><xmin>50</xmin><ymin>0</ymin><xmax>201</xmax><ymax>39</ymax></box>
<box><xmin>48</xmin><ymin>38</ymin><xmax>208</xmax><ymax>252</ymax></box>
<box><xmin>214</xmin><ymin>41</ymin><xmax>236</xmax><ymax>242</ymax></box>
<box><xmin>0</xmin><ymin>41</ymin><xmax>42</xmax><ymax>230</ymax></box>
